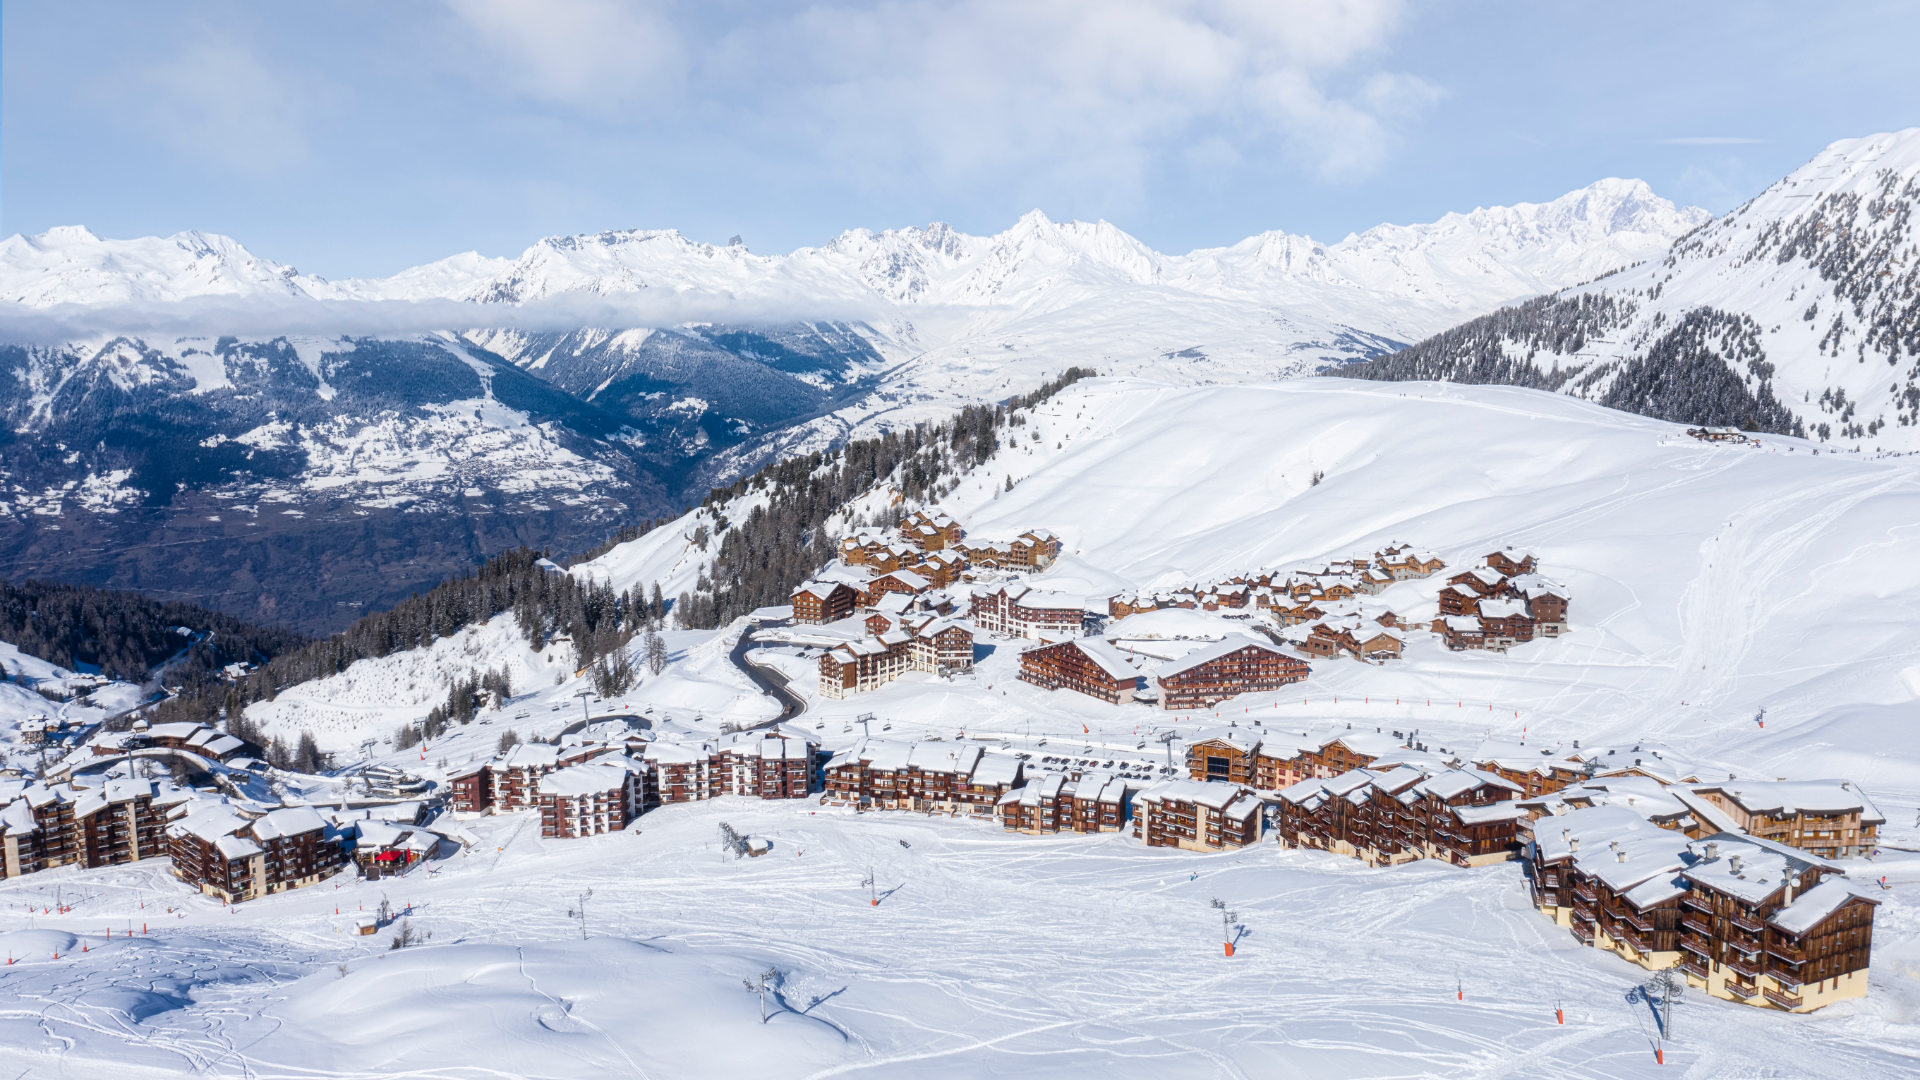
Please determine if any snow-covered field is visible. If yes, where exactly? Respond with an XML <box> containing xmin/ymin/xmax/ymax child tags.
<box><xmin>4</xmin><ymin>798</ymin><xmax>1919</xmax><ymax>1079</ymax></box>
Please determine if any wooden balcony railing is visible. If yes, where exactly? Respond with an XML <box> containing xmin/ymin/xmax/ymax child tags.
<box><xmin>1762</xmin><ymin>986</ymin><xmax>1803</xmax><ymax>1010</ymax></box>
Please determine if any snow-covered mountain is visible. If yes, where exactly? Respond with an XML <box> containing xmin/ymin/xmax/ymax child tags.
<box><xmin>0</xmin><ymin>181</ymin><xmax>1708</xmax><ymax>628</ymax></box>
<box><xmin>1342</xmin><ymin>129</ymin><xmax>1920</xmax><ymax>451</ymax></box>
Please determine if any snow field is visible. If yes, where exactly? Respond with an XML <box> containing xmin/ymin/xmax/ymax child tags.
<box><xmin>3</xmin><ymin>798</ymin><xmax>1919</xmax><ymax>1078</ymax></box>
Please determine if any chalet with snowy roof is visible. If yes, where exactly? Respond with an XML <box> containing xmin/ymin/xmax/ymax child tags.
<box><xmin>1527</xmin><ymin>804</ymin><xmax>1692</xmax><ymax>968</ymax></box>
<box><xmin>792</xmin><ymin>580</ymin><xmax>861</xmax><ymax>625</ymax></box>
<box><xmin>538</xmin><ymin>757</ymin><xmax>646</xmax><ymax>838</ymax></box>
<box><xmin>1687</xmin><ymin>781</ymin><xmax>1884</xmax><ymax>858</ymax></box>
<box><xmin>913</xmin><ymin>549</ymin><xmax>967</xmax><ymax>588</ymax></box>
<box><xmin>1436</xmin><ymin>615</ymin><xmax>1487</xmax><ymax>651</ymax></box>
<box><xmin>897</xmin><ymin>508</ymin><xmax>965</xmax><ymax>551</ymax></box>
<box><xmin>167</xmin><ymin>802</ymin><xmax>343</xmax><ymax>903</ymax></box>
<box><xmin>2</xmin><ymin>777</ymin><xmax>185</xmax><ymax>879</ymax></box>
<box><xmin>1449</xmin><ymin>566</ymin><xmax>1510</xmax><ymax>598</ymax></box>
<box><xmin>970</xmin><ymin>583</ymin><xmax>1087</xmax><ymax>640</ymax></box>
<box><xmin>133</xmin><ymin>721</ymin><xmax>250</xmax><ymax>762</ymax></box>
<box><xmin>1017</xmin><ymin>638</ymin><xmax>1143</xmax><ymax>704</ymax></box>
<box><xmin>1476</xmin><ymin>598</ymin><xmax>1536</xmax><ymax>649</ymax></box>
<box><xmin>1186</xmin><ymin>732</ymin><xmax>1262</xmax><ymax>785</ymax></box>
<box><xmin>1277</xmin><ymin>763</ymin><xmax>1523</xmax><ymax>868</ymax></box>
<box><xmin>1470</xmin><ymin>745</ymin><xmax>1591</xmax><ymax>798</ymax></box>
<box><xmin>1675</xmin><ymin>834</ymin><xmax>1876</xmax><ymax>1011</ymax></box>
<box><xmin>1512</xmin><ymin>576</ymin><xmax>1570</xmax><ymax>635</ymax></box>
<box><xmin>864</xmin><ymin>569</ymin><xmax>931</xmax><ymax>608</ymax></box>
<box><xmin>448</xmin><ymin>743</ymin><xmax>616</xmax><ymax>814</ymax></box>
<box><xmin>1357</xmin><ymin>627</ymin><xmax>1404</xmax><ymax>661</ymax></box>
<box><xmin>1484</xmin><ymin>548</ymin><xmax>1538</xmax><ymax>577</ymax></box>
<box><xmin>818</xmin><ymin>616</ymin><xmax>974</xmax><ymax>698</ymax></box>
<box><xmin>348</xmin><ymin>820</ymin><xmax>441</xmax><ymax>879</ymax></box>
<box><xmin>1132</xmin><ymin>779</ymin><xmax>1262</xmax><ymax>851</ymax></box>
<box><xmin>996</xmin><ymin>772</ymin><xmax>1140</xmax><ymax>835</ymax></box>
<box><xmin>1153</xmin><ymin>635</ymin><xmax>1308</xmax><ymax>711</ymax></box>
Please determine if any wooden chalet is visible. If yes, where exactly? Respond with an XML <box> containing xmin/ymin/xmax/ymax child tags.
<box><xmin>1687</xmin><ymin>781</ymin><xmax>1884</xmax><ymax>858</ymax></box>
<box><xmin>1132</xmin><ymin>779</ymin><xmax>1262</xmax><ymax>851</ymax></box>
<box><xmin>1017</xmin><ymin>638</ymin><xmax>1143</xmax><ymax>704</ymax></box>
<box><xmin>1436</xmin><ymin>585</ymin><xmax>1482</xmax><ymax>617</ymax></box>
<box><xmin>865</xmin><ymin>569</ymin><xmax>931</xmax><ymax>608</ymax></box>
<box><xmin>996</xmin><ymin>772</ymin><xmax>1140</xmax><ymax>835</ymax></box>
<box><xmin>1436</xmin><ymin>615</ymin><xmax>1487</xmax><ymax>651</ymax></box>
<box><xmin>1476</xmin><ymin>598</ymin><xmax>1536</xmax><ymax>650</ymax></box>
<box><xmin>1153</xmin><ymin>635</ymin><xmax>1308</xmax><ymax>711</ymax></box>
<box><xmin>897</xmin><ymin>507</ymin><xmax>965</xmax><ymax>551</ymax></box>
<box><xmin>818</xmin><ymin>616</ymin><xmax>975</xmax><ymax>698</ymax></box>
<box><xmin>1277</xmin><ymin>764</ymin><xmax>1523</xmax><ymax>868</ymax></box>
<box><xmin>1449</xmin><ymin>567</ymin><xmax>1510</xmax><ymax>598</ymax></box>
<box><xmin>167</xmin><ymin>802</ymin><xmax>343</xmax><ymax>903</ymax></box>
<box><xmin>1484</xmin><ymin>548</ymin><xmax>1539</xmax><ymax>577</ymax></box>
<box><xmin>1186</xmin><ymin>733</ymin><xmax>1261</xmax><ymax>785</ymax></box>
<box><xmin>1526</xmin><ymin>804</ymin><xmax>1691</xmax><ymax>970</ymax></box>
<box><xmin>792</xmin><ymin>580</ymin><xmax>862</xmax><ymax>625</ymax></box>
<box><xmin>1674</xmin><ymin>834</ymin><xmax>1878</xmax><ymax>1011</ymax></box>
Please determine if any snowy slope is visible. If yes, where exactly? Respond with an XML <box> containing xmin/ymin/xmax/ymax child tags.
<box><xmin>4</xmin><ymin>784</ymin><xmax>1919</xmax><ymax>1079</ymax></box>
<box><xmin>586</xmin><ymin>375</ymin><xmax>1920</xmax><ymax>798</ymax></box>
<box><xmin>1344</xmin><ymin>129</ymin><xmax>1920</xmax><ymax>451</ymax></box>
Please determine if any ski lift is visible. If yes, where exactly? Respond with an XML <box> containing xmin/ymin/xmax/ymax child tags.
<box><xmin>882</xmin><ymin>723</ymin><xmax>892</xmax><ymax>731</ymax></box>
<box><xmin>815</xmin><ymin>721</ymin><xmax>825</xmax><ymax>730</ymax></box>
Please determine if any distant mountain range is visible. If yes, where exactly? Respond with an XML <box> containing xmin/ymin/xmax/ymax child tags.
<box><xmin>0</xmin><ymin>179</ymin><xmax>1710</xmax><ymax>630</ymax></box>
<box><xmin>1339</xmin><ymin>129</ymin><xmax>1920</xmax><ymax>450</ymax></box>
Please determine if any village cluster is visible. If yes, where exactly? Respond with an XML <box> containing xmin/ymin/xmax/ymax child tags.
<box><xmin>432</xmin><ymin>702</ymin><xmax>1886</xmax><ymax>1015</ymax></box>
<box><xmin>3</xmin><ymin>719</ymin><xmax>440</xmax><ymax>905</ymax></box>
<box><xmin>791</xmin><ymin>508</ymin><xmax>1569</xmax><ymax>710</ymax></box>
<box><xmin>0</xmin><ymin>505</ymin><xmax>1886</xmax><ymax>1019</ymax></box>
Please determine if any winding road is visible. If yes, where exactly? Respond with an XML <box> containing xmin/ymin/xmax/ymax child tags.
<box><xmin>731</xmin><ymin>622</ymin><xmax>807</xmax><ymax>726</ymax></box>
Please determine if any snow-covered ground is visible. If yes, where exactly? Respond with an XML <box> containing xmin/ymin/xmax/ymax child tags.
<box><xmin>3</xmin><ymin>797</ymin><xmax>1918</xmax><ymax>1079</ymax></box>
<box><xmin>0</xmin><ymin>642</ymin><xmax>145</xmax><ymax>772</ymax></box>
<box><xmin>12</xmin><ymin>375</ymin><xmax>1920</xmax><ymax>1077</ymax></box>
<box><xmin>247</xmin><ymin>618</ymin><xmax>781</xmax><ymax>761</ymax></box>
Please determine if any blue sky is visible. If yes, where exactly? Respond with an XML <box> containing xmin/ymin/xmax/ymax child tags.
<box><xmin>5</xmin><ymin>1</ymin><xmax>1917</xmax><ymax>279</ymax></box>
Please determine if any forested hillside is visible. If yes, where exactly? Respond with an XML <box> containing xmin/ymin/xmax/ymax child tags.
<box><xmin>0</xmin><ymin>579</ymin><xmax>307</xmax><ymax>684</ymax></box>
<box><xmin>672</xmin><ymin>367</ymin><xmax>1096</xmax><ymax>627</ymax></box>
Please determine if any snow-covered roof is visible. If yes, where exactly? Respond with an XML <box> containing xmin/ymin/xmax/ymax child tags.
<box><xmin>1029</xmin><ymin>637</ymin><xmax>1140</xmax><ymax>681</ymax></box>
<box><xmin>540</xmin><ymin>758</ymin><xmax>640</xmax><ymax>798</ymax></box>
<box><xmin>1692</xmin><ymin>780</ymin><xmax>1885</xmax><ymax>824</ymax></box>
<box><xmin>1769</xmin><ymin>878</ymin><xmax>1874</xmax><ymax>936</ymax></box>
<box><xmin>968</xmin><ymin>754</ymin><xmax>1023</xmax><ymax>787</ymax></box>
<box><xmin>252</xmin><ymin>805</ymin><xmax>327</xmax><ymax>841</ymax></box>
<box><xmin>1680</xmin><ymin>832</ymin><xmax>1837</xmax><ymax>905</ymax></box>
<box><xmin>1153</xmin><ymin>633</ymin><xmax>1289</xmax><ymax>679</ymax></box>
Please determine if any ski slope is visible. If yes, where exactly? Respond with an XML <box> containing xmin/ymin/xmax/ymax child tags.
<box><xmin>2</xmin><ymin>798</ymin><xmax>1918</xmax><ymax>1079</ymax></box>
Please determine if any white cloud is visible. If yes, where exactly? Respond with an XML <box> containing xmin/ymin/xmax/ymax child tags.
<box><xmin>137</xmin><ymin>38</ymin><xmax>312</xmax><ymax>171</ymax></box>
<box><xmin>443</xmin><ymin>0</ymin><xmax>1427</xmax><ymax>194</ymax></box>
<box><xmin>443</xmin><ymin>0</ymin><xmax>686</xmax><ymax>108</ymax></box>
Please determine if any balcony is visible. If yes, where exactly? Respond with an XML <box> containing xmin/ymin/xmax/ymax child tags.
<box><xmin>1764</xmin><ymin>940</ymin><xmax>1806</xmax><ymax>965</ymax></box>
<box><xmin>1571</xmin><ymin>923</ymin><xmax>1596</xmax><ymax>944</ymax></box>
<box><xmin>1622</xmin><ymin>911</ymin><xmax>1656</xmax><ymax>934</ymax></box>
<box><xmin>1722</xmin><ymin>980</ymin><xmax>1757</xmax><ymax>1000</ymax></box>
<box><xmin>1681</xmin><ymin>893</ymin><xmax>1715</xmax><ymax>913</ymax></box>
<box><xmin>1731</xmin><ymin>911</ymin><xmax>1766</xmax><ymax>934</ymax></box>
<box><xmin>1612</xmin><ymin>927</ymin><xmax>1651</xmax><ymax>955</ymax></box>
<box><xmin>1722</xmin><ymin>953</ymin><xmax>1763</xmax><ymax>979</ymax></box>
<box><xmin>1762</xmin><ymin>986</ymin><xmax>1804</xmax><ymax>1010</ymax></box>
<box><xmin>1572</xmin><ymin>883</ymin><xmax>1598</xmax><ymax>903</ymax></box>
<box><xmin>1679</xmin><ymin>937</ymin><xmax>1712</xmax><ymax>958</ymax></box>
<box><xmin>1680</xmin><ymin>956</ymin><xmax>1709</xmax><ymax>980</ymax></box>
<box><xmin>1681</xmin><ymin>915</ymin><xmax>1713</xmax><ymax>936</ymax></box>
<box><xmin>1538</xmin><ymin>873</ymin><xmax>1559</xmax><ymax>888</ymax></box>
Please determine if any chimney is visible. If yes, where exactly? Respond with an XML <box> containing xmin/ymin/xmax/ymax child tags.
<box><xmin>1617</xmin><ymin>850</ymin><xmax>1628</xmax><ymax>863</ymax></box>
<box><xmin>1841</xmin><ymin>781</ymin><xmax>1851</xmax><ymax>791</ymax></box>
<box><xmin>1706</xmin><ymin>841</ymin><xmax>1719</xmax><ymax>860</ymax></box>
<box><xmin>1730</xmin><ymin>854</ymin><xmax>1743</xmax><ymax>874</ymax></box>
<box><xmin>1570</xmin><ymin>837</ymin><xmax>1580</xmax><ymax>852</ymax></box>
